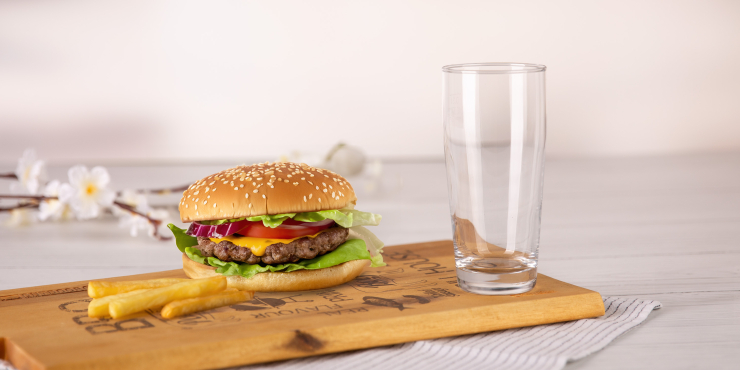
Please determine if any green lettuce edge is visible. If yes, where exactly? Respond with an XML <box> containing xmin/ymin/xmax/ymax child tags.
<box><xmin>168</xmin><ymin>224</ymin><xmax>383</xmax><ymax>279</ymax></box>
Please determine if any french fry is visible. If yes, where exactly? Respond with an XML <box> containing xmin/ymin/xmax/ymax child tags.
<box><xmin>88</xmin><ymin>289</ymin><xmax>152</xmax><ymax>318</ymax></box>
<box><xmin>108</xmin><ymin>277</ymin><xmax>227</xmax><ymax>319</ymax></box>
<box><xmin>161</xmin><ymin>289</ymin><xmax>254</xmax><ymax>319</ymax></box>
<box><xmin>88</xmin><ymin>278</ymin><xmax>189</xmax><ymax>298</ymax></box>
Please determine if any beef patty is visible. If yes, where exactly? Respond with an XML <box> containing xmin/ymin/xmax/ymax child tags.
<box><xmin>193</xmin><ymin>227</ymin><xmax>349</xmax><ymax>265</ymax></box>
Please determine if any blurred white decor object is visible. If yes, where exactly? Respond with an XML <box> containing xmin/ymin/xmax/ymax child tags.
<box><xmin>13</xmin><ymin>148</ymin><xmax>46</xmax><ymax>195</ymax></box>
<box><xmin>5</xmin><ymin>208</ymin><xmax>35</xmax><ymax>227</ymax></box>
<box><xmin>324</xmin><ymin>143</ymin><xmax>366</xmax><ymax>177</ymax></box>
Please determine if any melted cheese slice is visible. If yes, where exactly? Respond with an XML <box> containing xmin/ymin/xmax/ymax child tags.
<box><xmin>209</xmin><ymin>232</ymin><xmax>323</xmax><ymax>257</ymax></box>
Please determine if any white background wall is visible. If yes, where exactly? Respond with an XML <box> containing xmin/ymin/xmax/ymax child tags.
<box><xmin>1</xmin><ymin>0</ymin><xmax>739</xmax><ymax>164</ymax></box>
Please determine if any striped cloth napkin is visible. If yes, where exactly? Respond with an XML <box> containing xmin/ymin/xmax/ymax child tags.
<box><xmin>0</xmin><ymin>297</ymin><xmax>661</xmax><ymax>370</ymax></box>
<box><xmin>239</xmin><ymin>297</ymin><xmax>661</xmax><ymax>370</ymax></box>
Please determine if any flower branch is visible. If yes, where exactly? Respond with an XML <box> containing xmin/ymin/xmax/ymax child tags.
<box><xmin>112</xmin><ymin>201</ymin><xmax>172</xmax><ymax>241</ymax></box>
<box><xmin>1</xmin><ymin>149</ymin><xmax>184</xmax><ymax>240</ymax></box>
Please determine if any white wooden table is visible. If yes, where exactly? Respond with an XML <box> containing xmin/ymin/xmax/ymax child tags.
<box><xmin>1</xmin><ymin>154</ymin><xmax>739</xmax><ymax>369</ymax></box>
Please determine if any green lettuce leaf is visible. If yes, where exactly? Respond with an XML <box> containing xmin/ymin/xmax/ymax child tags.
<box><xmin>347</xmin><ymin>226</ymin><xmax>386</xmax><ymax>267</ymax></box>
<box><xmin>169</xmin><ymin>222</ymin><xmax>386</xmax><ymax>278</ymax></box>
<box><xmin>184</xmin><ymin>239</ymin><xmax>373</xmax><ymax>279</ymax></box>
<box><xmin>246</xmin><ymin>213</ymin><xmax>296</xmax><ymax>227</ymax></box>
<box><xmin>198</xmin><ymin>218</ymin><xmax>246</xmax><ymax>225</ymax></box>
<box><xmin>293</xmin><ymin>210</ymin><xmax>352</xmax><ymax>227</ymax></box>
<box><xmin>168</xmin><ymin>223</ymin><xmax>199</xmax><ymax>253</ymax></box>
<box><xmin>243</xmin><ymin>209</ymin><xmax>381</xmax><ymax>228</ymax></box>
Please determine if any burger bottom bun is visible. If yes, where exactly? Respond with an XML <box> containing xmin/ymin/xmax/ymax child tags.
<box><xmin>182</xmin><ymin>254</ymin><xmax>370</xmax><ymax>292</ymax></box>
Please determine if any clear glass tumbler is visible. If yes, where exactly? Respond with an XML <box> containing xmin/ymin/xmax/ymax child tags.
<box><xmin>443</xmin><ymin>62</ymin><xmax>546</xmax><ymax>295</ymax></box>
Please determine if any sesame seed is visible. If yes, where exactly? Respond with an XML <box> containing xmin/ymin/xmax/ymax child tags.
<box><xmin>332</xmin><ymin>191</ymin><xmax>336</xmax><ymax>197</ymax></box>
<box><xmin>284</xmin><ymin>180</ymin><xmax>289</xmax><ymax>183</ymax></box>
<box><xmin>195</xmin><ymin>198</ymin><xmax>199</xmax><ymax>202</ymax></box>
<box><xmin>234</xmin><ymin>187</ymin><xmax>238</xmax><ymax>190</ymax></box>
<box><xmin>301</xmin><ymin>177</ymin><xmax>305</xmax><ymax>180</ymax></box>
<box><xmin>195</xmin><ymin>190</ymin><xmax>200</xmax><ymax>195</ymax></box>
<box><xmin>252</xmin><ymin>182</ymin><xmax>256</xmax><ymax>186</ymax></box>
<box><xmin>322</xmin><ymin>182</ymin><xmax>326</xmax><ymax>187</ymax></box>
<box><xmin>309</xmin><ymin>193</ymin><xmax>313</xmax><ymax>199</ymax></box>
<box><xmin>196</xmin><ymin>211</ymin><xmax>199</xmax><ymax>215</ymax></box>
<box><xmin>318</xmin><ymin>197</ymin><xmax>322</xmax><ymax>202</ymax></box>
<box><xmin>195</xmin><ymin>205</ymin><xmax>198</xmax><ymax>210</ymax></box>
<box><xmin>303</xmin><ymin>196</ymin><xmax>307</xmax><ymax>202</ymax></box>
<box><xmin>315</xmin><ymin>186</ymin><xmax>319</xmax><ymax>190</ymax></box>
<box><xmin>257</xmin><ymin>178</ymin><xmax>262</xmax><ymax>180</ymax></box>
<box><xmin>245</xmin><ymin>193</ymin><xmax>249</xmax><ymax>199</ymax></box>
<box><xmin>270</xmin><ymin>185</ymin><xmax>274</xmax><ymax>188</ymax></box>
<box><xmin>240</xmin><ymin>184</ymin><xmax>244</xmax><ymax>188</ymax></box>
<box><xmin>213</xmin><ymin>203</ymin><xmax>217</xmax><ymax>208</ymax></box>
<box><xmin>185</xmin><ymin>204</ymin><xmax>188</xmax><ymax>208</ymax></box>
<box><xmin>249</xmin><ymin>203</ymin><xmax>253</xmax><ymax>208</ymax></box>
<box><xmin>207</xmin><ymin>195</ymin><xmax>210</xmax><ymax>198</ymax></box>
<box><xmin>253</xmin><ymin>189</ymin><xmax>258</xmax><ymax>193</ymax></box>
<box><xmin>204</xmin><ymin>200</ymin><xmax>207</xmax><ymax>205</ymax></box>
<box><xmin>293</xmin><ymin>182</ymin><xmax>299</xmax><ymax>185</ymax></box>
<box><xmin>323</xmin><ymin>189</ymin><xmax>327</xmax><ymax>193</ymax></box>
<box><xmin>209</xmin><ymin>181</ymin><xmax>215</xmax><ymax>185</ymax></box>
<box><xmin>262</xmin><ymin>194</ymin><xmax>266</xmax><ymax>199</ymax></box>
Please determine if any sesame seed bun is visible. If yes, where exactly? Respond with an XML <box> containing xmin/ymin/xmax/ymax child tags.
<box><xmin>178</xmin><ymin>162</ymin><xmax>357</xmax><ymax>223</ymax></box>
<box><xmin>181</xmin><ymin>254</ymin><xmax>370</xmax><ymax>292</ymax></box>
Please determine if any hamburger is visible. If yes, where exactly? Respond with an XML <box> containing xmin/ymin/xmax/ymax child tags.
<box><xmin>167</xmin><ymin>161</ymin><xmax>384</xmax><ymax>292</ymax></box>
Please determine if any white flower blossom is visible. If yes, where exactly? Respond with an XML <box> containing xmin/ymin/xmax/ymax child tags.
<box><xmin>5</xmin><ymin>208</ymin><xmax>36</xmax><ymax>227</ymax></box>
<box><xmin>38</xmin><ymin>180</ymin><xmax>74</xmax><ymax>221</ymax></box>
<box><xmin>118</xmin><ymin>212</ymin><xmax>151</xmax><ymax>237</ymax></box>
<box><xmin>58</xmin><ymin>166</ymin><xmax>116</xmax><ymax>220</ymax></box>
<box><xmin>118</xmin><ymin>207</ymin><xmax>170</xmax><ymax>238</ymax></box>
<box><xmin>13</xmin><ymin>148</ymin><xmax>46</xmax><ymax>194</ymax></box>
<box><xmin>147</xmin><ymin>208</ymin><xmax>171</xmax><ymax>237</ymax></box>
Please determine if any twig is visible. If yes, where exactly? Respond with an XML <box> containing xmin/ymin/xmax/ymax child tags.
<box><xmin>0</xmin><ymin>203</ymin><xmax>39</xmax><ymax>212</ymax></box>
<box><xmin>0</xmin><ymin>194</ymin><xmax>44</xmax><ymax>212</ymax></box>
<box><xmin>0</xmin><ymin>172</ymin><xmax>188</xmax><ymax>197</ymax></box>
<box><xmin>0</xmin><ymin>195</ymin><xmax>50</xmax><ymax>200</ymax></box>
<box><xmin>0</xmin><ymin>194</ymin><xmax>172</xmax><ymax>241</ymax></box>
<box><xmin>113</xmin><ymin>201</ymin><xmax>172</xmax><ymax>241</ymax></box>
<box><xmin>137</xmin><ymin>184</ymin><xmax>190</xmax><ymax>196</ymax></box>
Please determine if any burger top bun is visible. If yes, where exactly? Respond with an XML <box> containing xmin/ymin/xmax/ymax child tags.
<box><xmin>179</xmin><ymin>162</ymin><xmax>357</xmax><ymax>223</ymax></box>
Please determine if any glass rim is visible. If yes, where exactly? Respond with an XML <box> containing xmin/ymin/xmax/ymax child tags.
<box><xmin>442</xmin><ymin>62</ymin><xmax>546</xmax><ymax>74</ymax></box>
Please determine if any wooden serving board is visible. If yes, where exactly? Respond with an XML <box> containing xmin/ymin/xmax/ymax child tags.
<box><xmin>0</xmin><ymin>240</ymin><xmax>605</xmax><ymax>370</ymax></box>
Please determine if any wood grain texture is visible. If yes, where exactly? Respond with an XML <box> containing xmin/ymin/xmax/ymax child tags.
<box><xmin>0</xmin><ymin>241</ymin><xmax>604</xmax><ymax>370</ymax></box>
<box><xmin>1</xmin><ymin>153</ymin><xmax>739</xmax><ymax>368</ymax></box>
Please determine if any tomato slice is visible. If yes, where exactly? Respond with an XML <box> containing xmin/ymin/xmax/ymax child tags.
<box><xmin>235</xmin><ymin>218</ymin><xmax>335</xmax><ymax>239</ymax></box>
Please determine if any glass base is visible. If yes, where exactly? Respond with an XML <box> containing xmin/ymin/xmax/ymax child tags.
<box><xmin>456</xmin><ymin>266</ymin><xmax>537</xmax><ymax>295</ymax></box>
